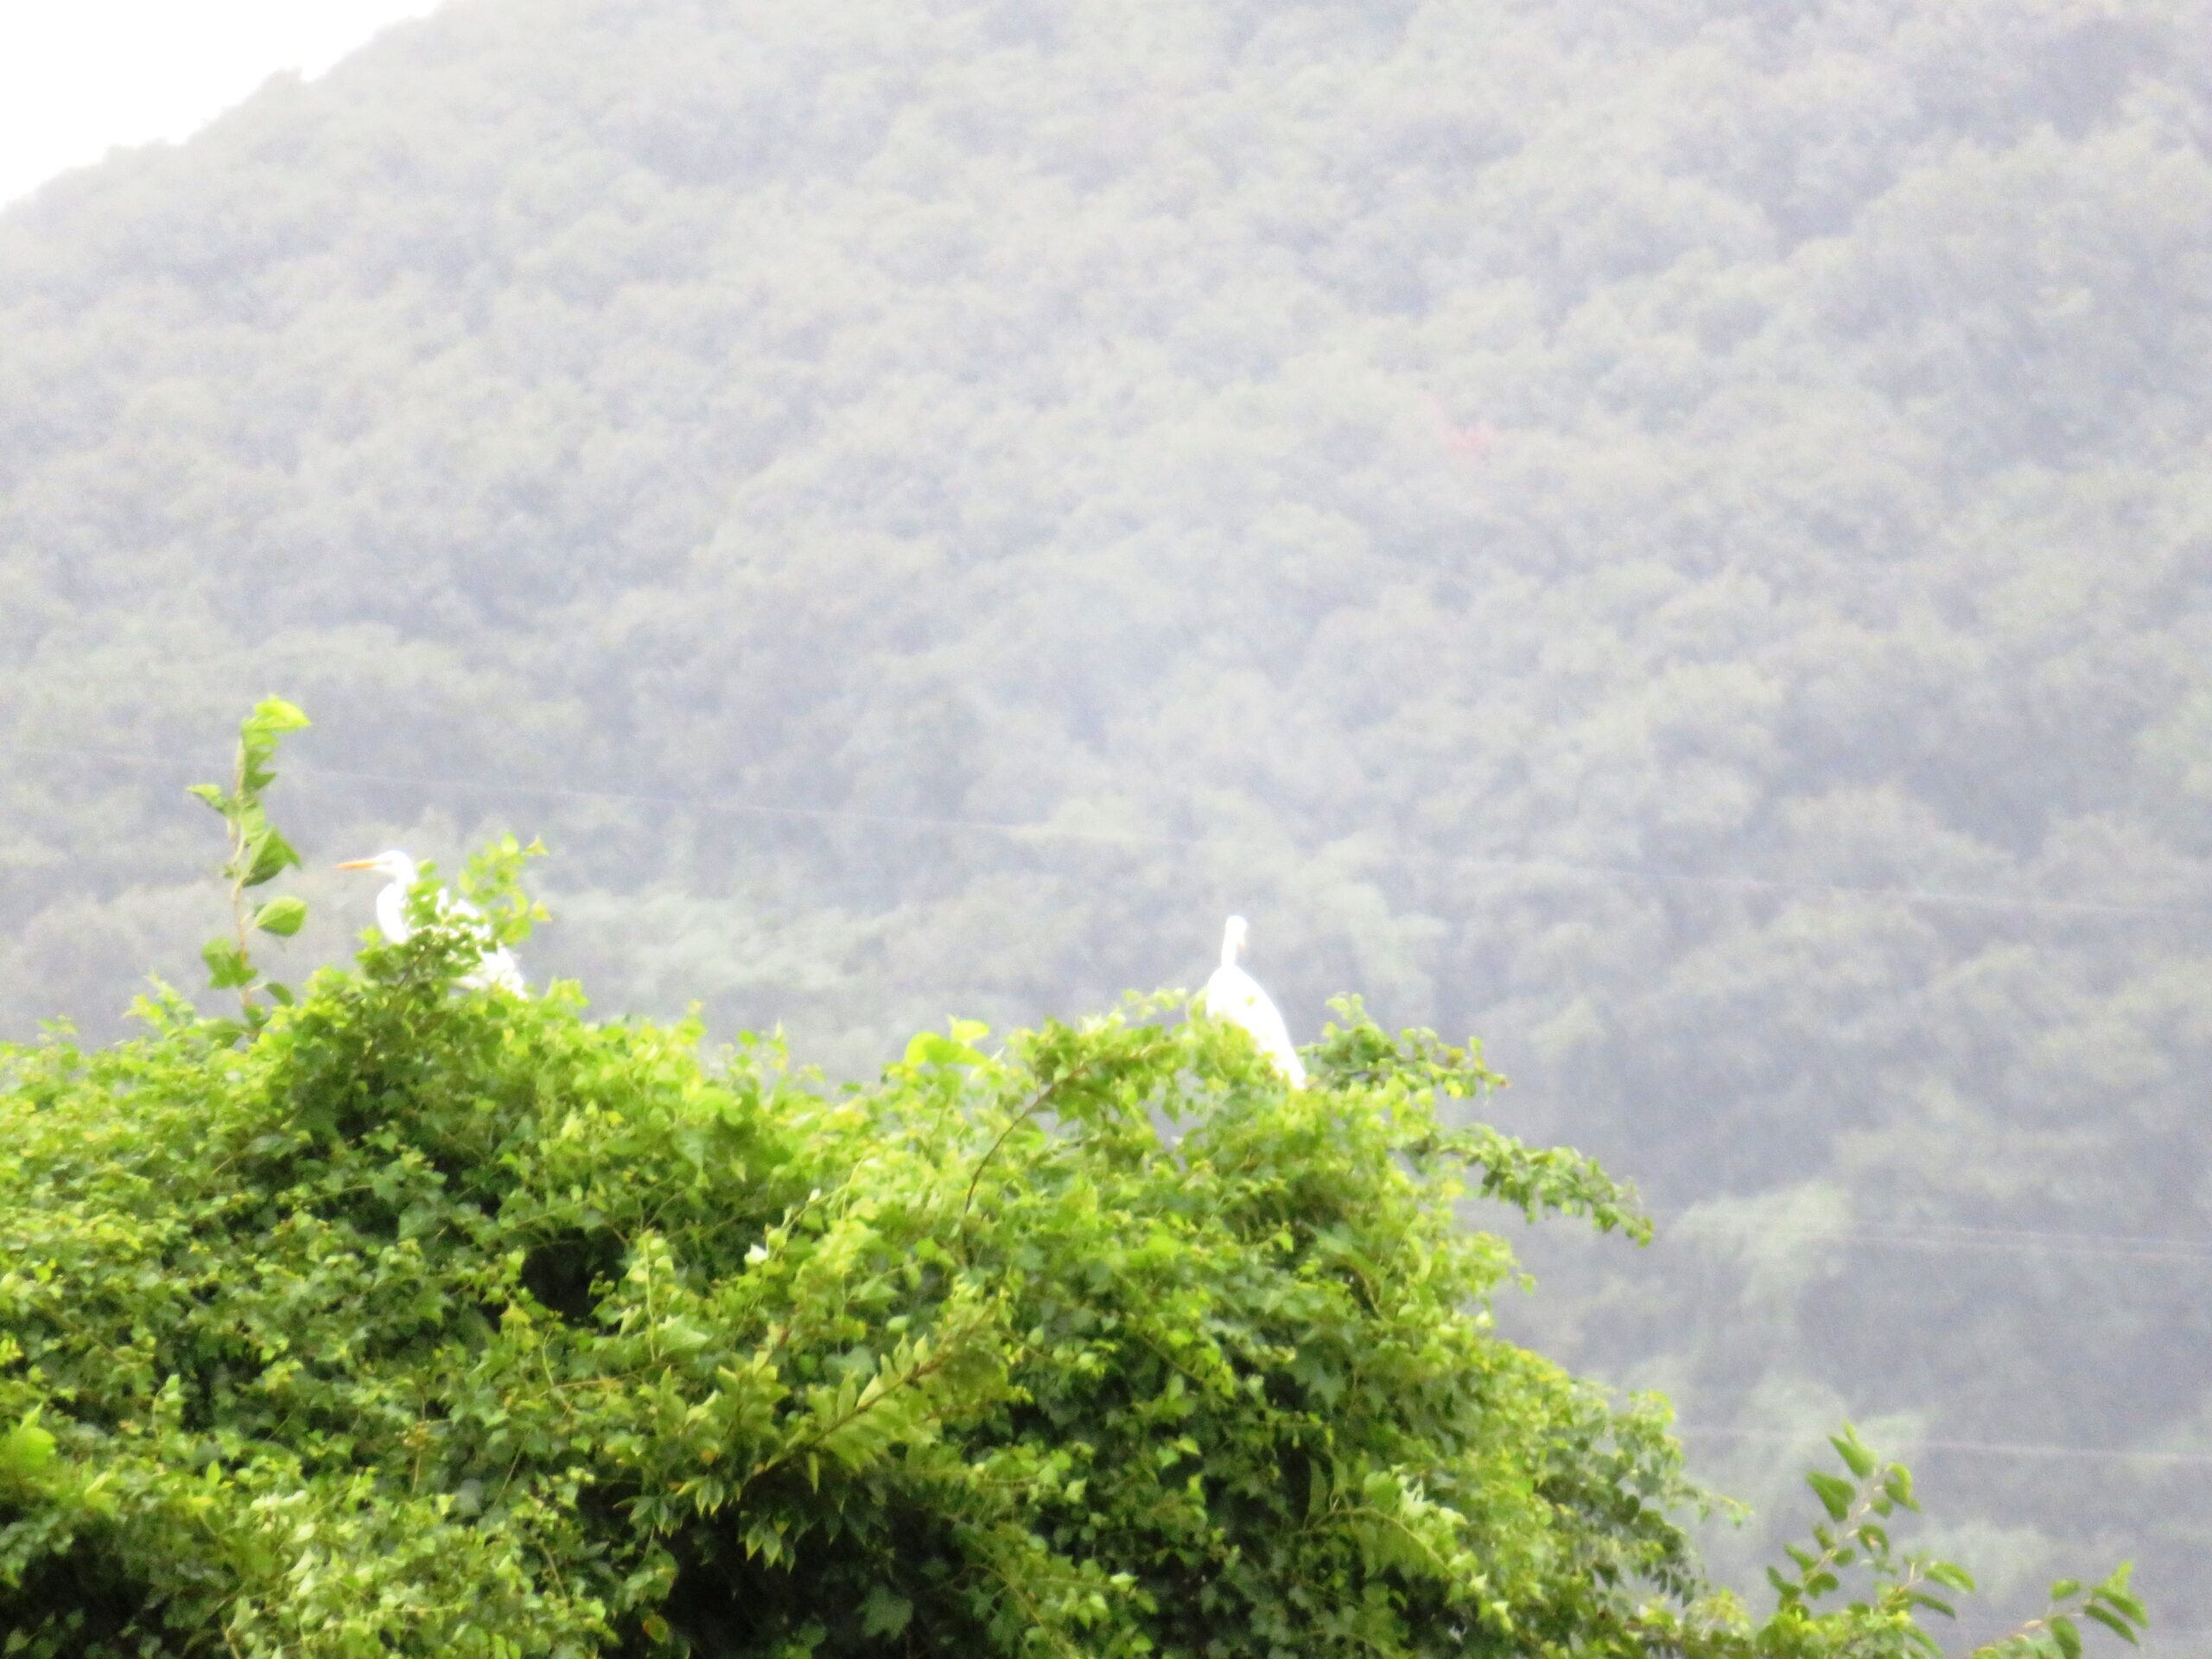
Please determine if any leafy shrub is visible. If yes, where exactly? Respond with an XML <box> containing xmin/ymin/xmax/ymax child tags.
<box><xmin>0</xmin><ymin>709</ymin><xmax>2145</xmax><ymax>1658</ymax></box>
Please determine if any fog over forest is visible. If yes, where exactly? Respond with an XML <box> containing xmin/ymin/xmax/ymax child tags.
<box><xmin>3</xmin><ymin>0</ymin><xmax>2209</xmax><ymax>1644</ymax></box>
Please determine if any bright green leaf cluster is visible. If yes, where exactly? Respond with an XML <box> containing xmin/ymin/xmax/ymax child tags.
<box><xmin>187</xmin><ymin>696</ymin><xmax>312</xmax><ymax>1020</ymax></box>
<box><xmin>1972</xmin><ymin>1564</ymin><xmax>2147</xmax><ymax>1659</ymax></box>
<box><xmin>458</xmin><ymin>833</ymin><xmax>552</xmax><ymax>949</ymax></box>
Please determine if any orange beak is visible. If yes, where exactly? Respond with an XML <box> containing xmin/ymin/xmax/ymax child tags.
<box><xmin>334</xmin><ymin>859</ymin><xmax>379</xmax><ymax>871</ymax></box>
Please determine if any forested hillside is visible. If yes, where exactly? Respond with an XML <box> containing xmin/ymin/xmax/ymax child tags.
<box><xmin>4</xmin><ymin>0</ymin><xmax>2209</xmax><ymax>1643</ymax></box>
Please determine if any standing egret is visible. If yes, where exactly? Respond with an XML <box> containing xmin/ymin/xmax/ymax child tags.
<box><xmin>335</xmin><ymin>850</ymin><xmax>526</xmax><ymax>994</ymax></box>
<box><xmin>1202</xmin><ymin>915</ymin><xmax>1306</xmax><ymax>1086</ymax></box>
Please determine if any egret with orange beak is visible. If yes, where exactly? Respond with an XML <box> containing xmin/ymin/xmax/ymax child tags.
<box><xmin>335</xmin><ymin>849</ymin><xmax>526</xmax><ymax>994</ymax></box>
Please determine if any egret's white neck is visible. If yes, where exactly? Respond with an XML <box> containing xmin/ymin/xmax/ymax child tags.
<box><xmin>374</xmin><ymin>879</ymin><xmax>413</xmax><ymax>945</ymax></box>
<box><xmin>1220</xmin><ymin>922</ymin><xmax>1244</xmax><ymax>969</ymax></box>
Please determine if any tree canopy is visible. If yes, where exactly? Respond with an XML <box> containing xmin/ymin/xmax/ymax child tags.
<box><xmin>0</xmin><ymin>719</ymin><xmax>2150</xmax><ymax>1655</ymax></box>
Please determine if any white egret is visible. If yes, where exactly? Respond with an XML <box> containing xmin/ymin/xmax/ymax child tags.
<box><xmin>335</xmin><ymin>849</ymin><xmax>526</xmax><ymax>994</ymax></box>
<box><xmin>1202</xmin><ymin>915</ymin><xmax>1306</xmax><ymax>1086</ymax></box>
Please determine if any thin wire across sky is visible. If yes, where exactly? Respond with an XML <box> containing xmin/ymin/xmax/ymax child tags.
<box><xmin>10</xmin><ymin>743</ymin><xmax>2209</xmax><ymax>923</ymax></box>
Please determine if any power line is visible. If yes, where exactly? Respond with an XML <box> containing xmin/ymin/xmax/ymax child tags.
<box><xmin>1676</xmin><ymin>1424</ymin><xmax>2212</xmax><ymax>1469</ymax></box>
<box><xmin>1646</xmin><ymin>1215</ymin><xmax>2212</xmax><ymax>1268</ymax></box>
<box><xmin>8</xmin><ymin>743</ymin><xmax>2208</xmax><ymax>923</ymax></box>
<box><xmin>1522</xmin><ymin>1211</ymin><xmax>2212</xmax><ymax>1272</ymax></box>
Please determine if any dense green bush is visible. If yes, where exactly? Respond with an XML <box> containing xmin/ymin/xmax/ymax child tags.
<box><xmin>0</xmin><ymin>713</ymin><xmax>2146</xmax><ymax>1657</ymax></box>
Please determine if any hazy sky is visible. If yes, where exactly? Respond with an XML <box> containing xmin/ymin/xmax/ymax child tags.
<box><xmin>0</xmin><ymin>0</ymin><xmax>444</xmax><ymax>207</ymax></box>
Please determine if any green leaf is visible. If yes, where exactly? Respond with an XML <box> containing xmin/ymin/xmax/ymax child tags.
<box><xmin>1830</xmin><ymin>1427</ymin><xmax>1876</xmax><ymax>1479</ymax></box>
<box><xmin>1805</xmin><ymin>1469</ymin><xmax>1854</xmax><ymax>1522</ymax></box>
<box><xmin>252</xmin><ymin>896</ymin><xmax>308</xmax><ymax>938</ymax></box>
<box><xmin>2050</xmin><ymin>1616</ymin><xmax>2082</xmax><ymax>1659</ymax></box>
<box><xmin>202</xmin><ymin>940</ymin><xmax>255</xmax><ymax>990</ymax></box>
<box><xmin>0</xmin><ymin>1410</ymin><xmax>54</xmax><ymax>1480</ymax></box>
<box><xmin>246</xmin><ymin>696</ymin><xmax>310</xmax><ymax>736</ymax></box>
<box><xmin>2103</xmin><ymin>1591</ymin><xmax>2148</xmax><ymax>1624</ymax></box>
<box><xmin>187</xmin><ymin>783</ymin><xmax>228</xmax><ymax>811</ymax></box>
<box><xmin>1905</xmin><ymin>1591</ymin><xmax>1955</xmax><ymax>1619</ymax></box>
<box><xmin>903</xmin><ymin>1031</ymin><xmax>982</xmax><ymax>1068</ymax></box>
<box><xmin>859</xmin><ymin>1585</ymin><xmax>913</xmax><ymax>1639</ymax></box>
<box><xmin>243</xmin><ymin>830</ymin><xmax>301</xmax><ymax>887</ymax></box>
<box><xmin>2081</xmin><ymin>1605</ymin><xmax>2140</xmax><ymax>1645</ymax></box>
<box><xmin>2049</xmin><ymin>1578</ymin><xmax>2081</xmax><ymax>1603</ymax></box>
<box><xmin>1928</xmin><ymin>1560</ymin><xmax>1977</xmax><ymax>1593</ymax></box>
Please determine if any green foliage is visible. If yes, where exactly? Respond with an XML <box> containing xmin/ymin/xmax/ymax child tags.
<box><xmin>460</xmin><ymin>835</ymin><xmax>552</xmax><ymax>950</ymax></box>
<box><xmin>3</xmin><ymin>925</ymin><xmax>1704</xmax><ymax>1656</ymax></box>
<box><xmin>1971</xmin><ymin>1566</ymin><xmax>2147</xmax><ymax>1659</ymax></box>
<box><xmin>186</xmin><ymin>698</ymin><xmax>312</xmax><ymax>1023</ymax></box>
<box><xmin>1614</xmin><ymin>1427</ymin><xmax>2148</xmax><ymax>1659</ymax></box>
<box><xmin>0</xmin><ymin>792</ymin><xmax>2149</xmax><ymax>1656</ymax></box>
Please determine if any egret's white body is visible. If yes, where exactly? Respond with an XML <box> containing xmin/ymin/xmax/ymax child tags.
<box><xmin>336</xmin><ymin>850</ymin><xmax>526</xmax><ymax>994</ymax></box>
<box><xmin>1202</xmin><ymin>915</ymin><xmax>1305</xmax><ymax>1086</ymax></box>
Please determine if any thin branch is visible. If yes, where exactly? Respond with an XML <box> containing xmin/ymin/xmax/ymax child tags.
<box><xmin>958</xmin><ymin>1035</ymin><xmax>1175</xmax><ymax>1224</ymax></box>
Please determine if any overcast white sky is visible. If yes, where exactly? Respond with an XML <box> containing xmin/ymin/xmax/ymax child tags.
<box><xmin>0</xmin><ymin>0</ymin><xmax>447</xmax><ymax>207</ymax></box>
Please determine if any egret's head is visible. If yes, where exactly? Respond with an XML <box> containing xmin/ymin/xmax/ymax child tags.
<box><xmin>1223</xmin><ymin>914</ymin><xmax>1249</xmax><ymax>957</ymax></box>
<box><xmin>335</xmin><ymin>849</ymin><xmax>417</xmax><ymax>884</ymax></box>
